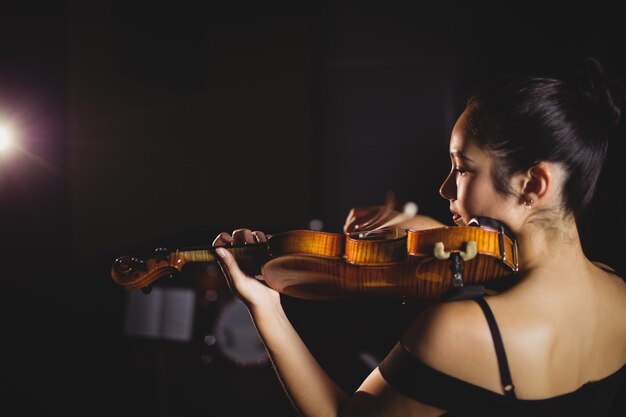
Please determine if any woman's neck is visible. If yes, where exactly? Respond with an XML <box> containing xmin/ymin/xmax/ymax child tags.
<box><xmin>515</xmin><ymin>215</ymin><xmax>589</xmax><ymax>277</ymax></box>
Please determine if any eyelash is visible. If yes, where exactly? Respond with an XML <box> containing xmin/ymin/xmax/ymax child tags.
<box><xmin>453</xmin><ymin>167</ymin><xmax>468</xmax><ymax>176</ymax></box>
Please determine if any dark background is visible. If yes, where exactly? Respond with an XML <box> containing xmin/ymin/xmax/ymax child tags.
<box><xmin>1</xmin><ymin>1</ymin><xmax>624</xmax><ymax>416</ymax></box>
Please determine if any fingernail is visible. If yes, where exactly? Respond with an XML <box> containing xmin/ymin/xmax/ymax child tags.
<box><xmin>216</xmin><ymin>248</ymin><xmax>226</xmax><ymax>258</ymax></box>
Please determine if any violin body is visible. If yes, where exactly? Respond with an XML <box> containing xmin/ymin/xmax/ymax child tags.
<box><xmin>111</xmin><ymin>219</ymin><xmax>519</xmax><ymax>303</ymax></box>
<box><xmin>263</xmin><ymin>225</ymin><xmax>517</xmax><ymax>302</ymax></box>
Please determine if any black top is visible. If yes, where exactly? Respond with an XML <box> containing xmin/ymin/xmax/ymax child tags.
<box><xmin>473</xmin><ymin>297</ymin><xmax>516</xmax><ymax>398</ymax></box>
<box><xmin>378</xmin><ymin>297</ymin><xmax>626</xmax><ymax>417</ymax></box>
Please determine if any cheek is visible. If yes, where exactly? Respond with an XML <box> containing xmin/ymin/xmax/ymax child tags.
<box><xmin>458</xmin><ymin>177</ymin><xmax>499</xmax><ymax>216</ymax></box>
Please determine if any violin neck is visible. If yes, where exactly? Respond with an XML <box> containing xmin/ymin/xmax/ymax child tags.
<box><xmin>176</xmin><ymin>244</ymin><xmax>270</xmax><ymax>265</ymax></box>
<box><xmin>176</xmin><ymin>248</ymin><xmax>218</xmax><ymax>263</ymax></box>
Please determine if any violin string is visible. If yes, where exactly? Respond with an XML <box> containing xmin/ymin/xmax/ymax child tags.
<box><xmin>359</xmin><ymin>201</ymin><xmax>418</xmax><ymax>238</ymax></box>
<box><xmin>356</xmin><ymin>193</ymin><xmax>396</xmax><ymax>231</ymax></box>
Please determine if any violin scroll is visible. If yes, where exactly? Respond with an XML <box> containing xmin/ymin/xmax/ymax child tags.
<box><xmin>111</xmin><ymin>244</ymin><xmax>269</xmax><ymax>292</ymax></box>
<box><xmin>111</xmin><ymin>248</ymin><xmax>183</xmax><ymax>291</ymax></box>
<box><xmin>113</xmin><ymin>255</ymin><xmax>146</xmax><ymax>274</ymax></box>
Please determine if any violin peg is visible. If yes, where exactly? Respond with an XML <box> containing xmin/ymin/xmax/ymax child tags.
<box><xmin>153</xmin><ymin>247</ymin><xmax>170</xmax><ymax>263</ymax></box>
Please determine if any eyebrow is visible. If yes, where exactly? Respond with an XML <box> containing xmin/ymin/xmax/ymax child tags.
<box><xmin>450</xmin><ymin>151</ymin><xmax>474</xmax><ymax>162</ymax></box>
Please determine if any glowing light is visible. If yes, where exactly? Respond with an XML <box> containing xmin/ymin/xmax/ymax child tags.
<box><xmin>0</xmin><ymin>125</ymin><xmax>12</xmax><ymax>152</ymax></box>
<box><xmin>309</xmin><ymin>218</ymin><xmax>324</xmax><ymax>231</ymax></box>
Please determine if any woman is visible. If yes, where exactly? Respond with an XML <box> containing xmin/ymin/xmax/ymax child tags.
<box><xmin>212</xmin><ymin>58</ymin><xmax>626</xmax><ymax>416</ymax></box>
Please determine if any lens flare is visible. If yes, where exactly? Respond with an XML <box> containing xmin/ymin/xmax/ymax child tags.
<box><xmin>0</xmin><ymin>125</ymin><xmax>13</xmax><ymax>152</ymax></box>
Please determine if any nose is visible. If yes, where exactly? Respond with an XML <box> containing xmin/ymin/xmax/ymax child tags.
<box><xmin>439</xmin><ymin>169</ymin><xmax>456</xmax><ymax>201</ymax></box>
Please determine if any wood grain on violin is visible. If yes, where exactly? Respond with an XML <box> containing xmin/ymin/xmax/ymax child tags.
<box><xmin>111</xmin><ymin>221</ymin><xmax>519</xmax><ymax>303</ymax></box>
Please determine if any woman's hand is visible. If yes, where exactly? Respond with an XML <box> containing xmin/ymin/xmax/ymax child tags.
<box><xmin>213</xmin><ymin>228</ymin><xmax>281</xmax><ymax>309</ymax></box>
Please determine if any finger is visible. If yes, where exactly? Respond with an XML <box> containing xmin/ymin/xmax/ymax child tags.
<box><xmin>344</xmin><ymin>209</ymin><xmax>355</xmax><ymax>223</ymax></box>
<box><xmin>216</xmin><ymin>247</ymin><xmax>240</xmax><ymax>272</ymax></box>
<box><xmin>215</xmin><ymin>247</ymin><xmax>243</xmax><ymax>298</ymax></box>
<box><xmin>252</xmin><ymin>231</ymin><xmax>268</xmax><ymax>243</ymax></box>
<box><xmin>212</xmin><ymin>232</ymin><xmax>234</xmax><ymax>246</ymax></box>
<box><xmin>232</xmin><ymin>228</ymin><xmax>256</xmax><ymax>245</ymax></box>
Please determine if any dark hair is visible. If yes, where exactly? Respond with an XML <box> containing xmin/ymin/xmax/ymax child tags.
<box><xmin>463</xmin><ymin>57</ymin><xmax>624</xmax><ymax>219</ymax></box>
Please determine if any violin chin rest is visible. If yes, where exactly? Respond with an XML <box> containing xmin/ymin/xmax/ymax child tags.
<box><xmin>440</xmin><ymin>285</ymin><xmax>485</xmax><ymax>301</ymax></box>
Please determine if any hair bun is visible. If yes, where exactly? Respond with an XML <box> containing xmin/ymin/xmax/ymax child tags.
<box><xmin>575</xmin><ymin>57</ymin><xmax>624</xmax><ymax>127</ymax></box>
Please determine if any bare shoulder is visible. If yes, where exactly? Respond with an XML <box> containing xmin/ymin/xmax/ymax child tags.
<box><xmin>401</xmin><ymin>214</ymin><xmax>446</xmax><ymax>231</ymax></box>
<box><xmin>400</xmin><ymin>299</ymin><xmax>499</xmax><ymax>389</ymax></box>
<box><xmin>592</xmin><ymin>263</ymin><xmax>626</xmax><ymax>359</ymax></box>
<box><xmin>592</xmin><ymin>261</ymin><xmax>626</xmax><ymax>317</ymax></box>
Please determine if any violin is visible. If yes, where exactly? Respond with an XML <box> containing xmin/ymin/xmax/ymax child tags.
<box><xmin>111</xmin><ymin>216</ymin><xmax>519</xmax><ymax>303</ymax></box>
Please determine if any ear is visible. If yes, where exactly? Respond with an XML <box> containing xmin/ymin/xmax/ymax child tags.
<box><xmin>520</xmin><ymin>162</ymin><xmax>551</xmax><ymax>204</ymax></box>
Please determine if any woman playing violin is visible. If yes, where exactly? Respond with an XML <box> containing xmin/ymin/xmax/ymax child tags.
<box><xmin>213</xmin><ymin>58</ymin><xmax>626</xmax><ymax>416</ymax></box>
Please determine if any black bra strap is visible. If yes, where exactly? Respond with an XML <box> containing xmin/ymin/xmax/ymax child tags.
<box><xmin>473</xmin><ymin>297</ymin><xmax>517</xmax><ymax>398</ymax></box>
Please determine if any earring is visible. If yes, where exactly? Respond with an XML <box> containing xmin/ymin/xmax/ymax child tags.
<box><xmin>523</xmin><ymin>198</ymin><xmax>534</xmax><ymax>208</ymax></box>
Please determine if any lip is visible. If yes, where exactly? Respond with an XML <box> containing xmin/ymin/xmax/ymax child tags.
<box><xmin>450</xmin><ymin>211</ymin><xmax>464</xmax><ymax>226</ymax></box>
